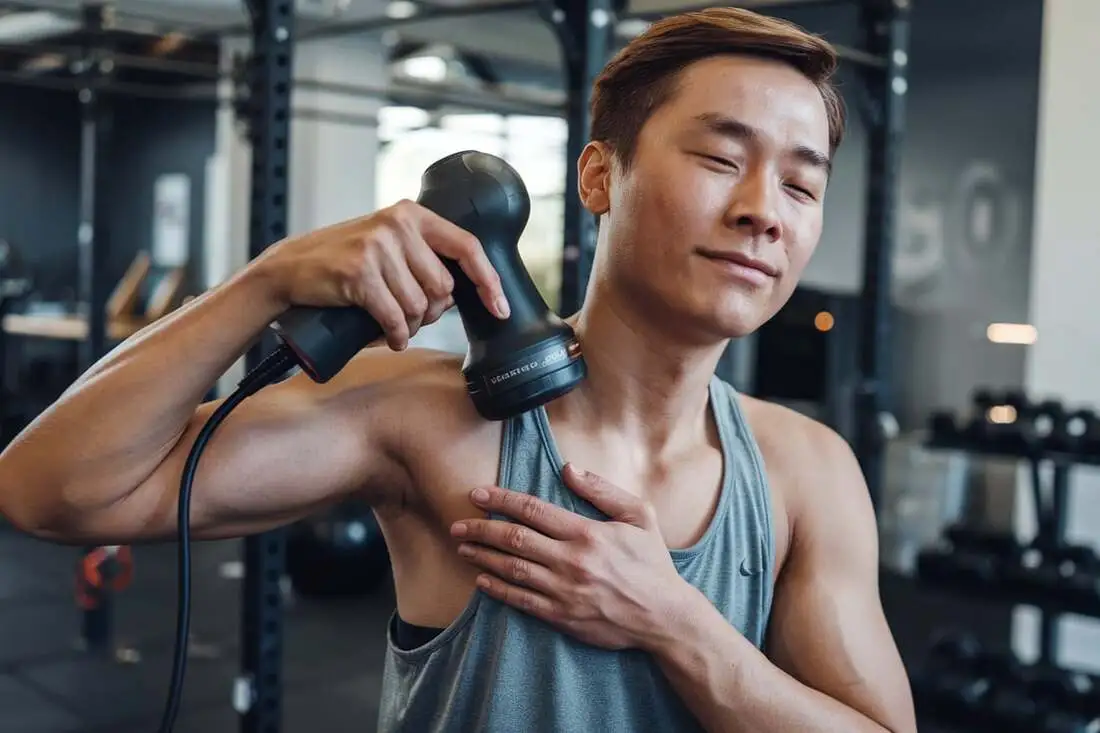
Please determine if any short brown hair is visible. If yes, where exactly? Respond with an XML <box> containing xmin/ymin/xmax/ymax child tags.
<box><xmin>589</xmin><ymin>7</ymin><xmax>846</xmax><ymax>166</ymax></box>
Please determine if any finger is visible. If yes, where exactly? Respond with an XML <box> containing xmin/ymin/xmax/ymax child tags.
<box><xmin>378</xmin><ymin>245</ymin><xmax>429</xmax><ymax>338</ymax></box>
<box><xmin>358</xmin><ymin>267</ymin><xmax>411</xmax><ymax>351</ymax></box>
<box><xmin>457</xmin><ymin>542</ymin><xmax>562</xmax><ymax>598</ymax></box>
<box><xmin>563</xmin><ymin>464</ymin><xmax>653</xmax><ymax>528</ymax></box>
<box><xmin>404</xmin><ymin>234</ymin><xmax>455</xmax><ymax>306</ymax></box>
<box><xmin>422</xmin><ymin>294</ymin><xmax>455</xmax><ymax>327</ymax></box>
<box><xmin>451</xmin><ymin>518</ymin><xmax>562</xmax><ymax>566</ymax></box>
<box><xmin>413</xmin><ymin>206</ymin><xmax>510</xmax><ymax>320</ymax></box>
<box><xmin>469</xmin><ymin>486</ymin><xmax>588</xmax><ymax>541</ymax></box>
<box><xmin>475</xmin><ymin>573</ymin><xmax>562</xmax><ymax>624</ymax></box>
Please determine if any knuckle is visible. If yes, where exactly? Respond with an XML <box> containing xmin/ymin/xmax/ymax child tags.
<box><xmin>390</xmin><ymin>198</ymin><xmax>418</xmax><ymax>221</ymax></box>
<box><xmin>426</xmin><ymin>269</ymin><xmax>453</xmax><ymax>299</ymax></box>
<box><xmin>510</xmin><ymin>557</ymin><xmax>529</xmax><ymax>582</ymax></box>
<box><xmin>568</xmin><ymin>553</ymin><xmax>592</xmax><ymax>583</ymax></box>
<box><xmin>521</xmin><ymin>497</ymin><xmax>543</xmax><ymax>525</ymax></box>
<box><xmin>403</xmin><ymin>288</ymin><xmax>428</xmax><ymax>316</ymax></box>
<box><xmin>506</xmin><ymin>525</ymin><xmax>527</xmax><ymax>551</ymax></box>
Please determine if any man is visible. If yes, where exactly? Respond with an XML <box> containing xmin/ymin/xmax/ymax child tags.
<box><xmin>0</xmin><ymin>7</ymin><xmax>916</xmax><ymax>733</ymax></box>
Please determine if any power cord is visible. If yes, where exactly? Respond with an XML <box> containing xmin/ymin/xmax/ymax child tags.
<box><xmin>157</xmin><ymin>344</ymin><xmax>298</xmax><ymax>733</ymax></box>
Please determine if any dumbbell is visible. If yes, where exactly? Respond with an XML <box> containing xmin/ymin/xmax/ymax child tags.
<box><xmin>1059</xmin><ymin>409</ymin><xmax>1100</xmax><ymax>457</ymax></box>
<box><xmin>1048</xmin><ymin>546</ymin><xmax>1100</xmax><ymax>616</ymax></box>
<box><xmin>929</xmin><ymin>410</ymin><xmax>962</xmax><ymax>447</ymax></box>
<box><xmin>1038</xmin><ymin>711</ymin><xmax>1100</xmax><ymax>733</ymax></box>
<box><xmin>916</xmin><ymin>543</ymin><xmax>1003</xmax><ymax>592</ymax></box>
<box><xmin>1028</xmin><ymin>667</ymin><xmax>1100</xmax><ymax>733</ymax></box>
<box><xmin>945</xmin><ymin>525</ymin><xmax>1022</xmax><ymax>557</ymax></box>
<box><xmin>964</xmin><ymin>388</ymin><xmax>1029</xmax><ymax>453</ymax></box>
<box><xmin>916</xmin><ymin>632</ymin><xmax>999</xmax><ymax>721</ymax></box>
<box><xmin>1024</xmin><ymin>399</ymin><xmax>1068</xmax><ymax>452</ymax></box>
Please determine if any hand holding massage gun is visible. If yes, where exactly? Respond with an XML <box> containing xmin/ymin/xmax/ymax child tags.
<box><xmin>157</xmin><ymin>151</ymin><xmax>587</xmax><ymax>733</ymax></box>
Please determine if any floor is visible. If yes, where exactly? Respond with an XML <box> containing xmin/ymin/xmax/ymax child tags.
<box><xmin>0</xmin><ymin>525</ymin><xmax>393</xmax><ymax>733</ymax></box>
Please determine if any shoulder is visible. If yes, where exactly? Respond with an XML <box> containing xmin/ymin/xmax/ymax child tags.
<box><xmin>735</xmin><ymin>394</ymin><xmax>858</xmax><ymax>483</ymax></box>
<box><xmin>340</xmin><ymin>345</ymin><xmax>504</xmax><ymax>507</ymax></box>
<box><xmin>733</xmin><ymin>393</ymin><xmax>872</xmax><ymax>557</ymax></box>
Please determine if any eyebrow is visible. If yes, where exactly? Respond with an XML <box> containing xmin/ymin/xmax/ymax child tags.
<box><xmin>694</xmin><ymin>112</ymin><xmax>832</xmax><ymax>177</ymax></box>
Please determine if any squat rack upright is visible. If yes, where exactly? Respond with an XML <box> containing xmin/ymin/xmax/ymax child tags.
<box><xmin>236</xmin><ymin>0</ymin><xmax>908</xmax><ymax>730</ymax></box>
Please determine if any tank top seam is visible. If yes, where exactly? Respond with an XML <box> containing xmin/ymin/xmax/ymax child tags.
<box><xmin>532</xmin><ymin>407</ymin><xmax>576</xmax><ymax>513</ymax></box>
<box><xmin>668</xmin><ymin>377</ymin><xmax>737</xmax><ymax>563</ymax></box>
<box><xmin>720</xmin><ymin>381</ymin><xmax>777</xmax><ymax>582</ymax></box>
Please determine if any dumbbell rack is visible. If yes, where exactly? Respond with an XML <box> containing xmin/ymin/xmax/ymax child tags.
<box><xmin>923</xmin><ymin>435</ymin><xmax>1096</xmax><ymax>664</ymax></box>
<box><xmin>914</xmin><ymin>399</ymin><xmax>1100</xmax><ymax>732</ymax></box>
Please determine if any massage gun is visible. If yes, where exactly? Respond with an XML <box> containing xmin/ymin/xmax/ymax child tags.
<box><xmin>269</xmin><ymin>150</ymin><xmax>588</xmax><ymax>419</ymax></box>
<box><xmin>158</xmin><ymin>151</ymin><xmax>587</xmax><ymax>733</ymax></box>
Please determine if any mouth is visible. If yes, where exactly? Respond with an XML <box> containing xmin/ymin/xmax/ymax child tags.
<box><xmin>697</xmin><ymin>250</ymin><xmax>779</xmax><ymax>283</ymax></box>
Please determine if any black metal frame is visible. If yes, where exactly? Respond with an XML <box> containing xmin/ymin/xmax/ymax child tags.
<box><xmin>74</xmin><ymin>1</ymin><xmax>119</xmax><ymax>655</ymax></box>
<box><xmin>853</xmin><ymin>0</ymin><xmax>910</xmax><ymax>510</ymax></box>
<box><xmin>237</xmin><ymin>1</ymin><xmax>294</xmax><ymax>732</ymax></box>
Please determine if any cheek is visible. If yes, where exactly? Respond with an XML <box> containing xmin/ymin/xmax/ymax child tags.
<box><xmin>781</xmin><ymin>214</ymin><xmax>822</xmax><ymax>276</ymax></box>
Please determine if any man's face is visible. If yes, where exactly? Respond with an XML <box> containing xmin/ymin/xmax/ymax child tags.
<box><xmin>584</xmin><ymin>54</ymin><xmax>832</xmax><ymax>342</ymax></box>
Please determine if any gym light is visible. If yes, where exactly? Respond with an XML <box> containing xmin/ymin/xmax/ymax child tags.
<box><xmin>386</xmin><ymin>1</ymin><xmax>418</xmax><ymax>19</ymax></box>
<box><xmin>986</xmin><ymin>323</ymin><xmax>1037</xmax><ymax>345</ymax></box>
<box><xmin>400</xmin><ymin>55</ymin><xmax>448</xmax><ymax>82</ymax></box>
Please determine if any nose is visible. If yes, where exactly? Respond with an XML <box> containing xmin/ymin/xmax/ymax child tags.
<box><xmin>726</xmin><ymin>167</ymin><xmax>783</xmax><ymax>242</ymax></box>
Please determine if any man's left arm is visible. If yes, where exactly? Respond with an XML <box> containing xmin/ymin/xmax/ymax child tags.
<box><xmin>651</xmin><ymin>428</ymin><xmax>917</xmax><ymax>733</ymax></box>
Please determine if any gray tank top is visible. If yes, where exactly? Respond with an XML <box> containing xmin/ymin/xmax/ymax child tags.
<box><xmin>377</xmin><ymin>376</ymin><xmax>776</xmax><ymax>732</ymax></box>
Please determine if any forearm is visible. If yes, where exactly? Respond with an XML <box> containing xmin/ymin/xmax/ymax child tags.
<box><xmin>0</xmin><ymin>262</ymin><xmax>288</xmax><ymax>529</ymax></box>
<box><xmin>651</xmin><ymin>587</ymin><xmax>890</xmax><ymax>733</ymax></box>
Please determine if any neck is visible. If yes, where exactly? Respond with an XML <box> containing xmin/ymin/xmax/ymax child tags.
<box><xmin>553</xmin><ymin>280</ymin><xmax>728</xmax><ymax>457</ymax></box>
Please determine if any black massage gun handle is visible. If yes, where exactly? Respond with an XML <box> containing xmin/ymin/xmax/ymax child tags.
<box><xmin>269</xmin><ymin>256</ymin><xmax>491</xmax><ymax>384</ymax></box>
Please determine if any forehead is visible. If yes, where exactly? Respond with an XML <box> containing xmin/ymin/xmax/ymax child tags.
<box><xmin>651</xmin><ymin>55</ymin><xmax>831</xmax><ymax>153</ymax></box>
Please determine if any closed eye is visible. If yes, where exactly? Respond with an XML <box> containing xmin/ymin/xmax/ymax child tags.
<box><xmin>698</xmin><ymin>153</ymin><xmax>739</xmax><ymax>171</ymax></box>
<box><xmin>785</xmin><ymin>183</ymin><xmax>819</xmax><ymax>202</ymax></box>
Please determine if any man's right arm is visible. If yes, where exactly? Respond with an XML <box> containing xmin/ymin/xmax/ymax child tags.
<box><xmin>0</xmin><ymin>200</ymin><xmax>508</xmax><ymax>545</ymax></box>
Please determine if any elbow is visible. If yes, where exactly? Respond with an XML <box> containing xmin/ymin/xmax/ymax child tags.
<box><xmin>0</xmin><ymin>467</ymin><xmax>82</xmax><ymax>543</ymax></box>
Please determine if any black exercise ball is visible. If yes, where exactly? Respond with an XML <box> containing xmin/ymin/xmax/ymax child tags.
<box><xmin>285</xmin><ymin>498</ymin><xmax>390</xmax><ymax>598</ymax></box>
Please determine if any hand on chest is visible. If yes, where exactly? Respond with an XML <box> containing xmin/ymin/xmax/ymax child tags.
<box><xmin>551</xmin><ymin>435</ymin><xmax>726</xmax><ymax>551</ymax></box>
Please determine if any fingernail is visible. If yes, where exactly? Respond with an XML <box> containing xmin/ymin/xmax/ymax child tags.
<box><xmin>452</xmin><ymin>522</ymin><xmax>467</xmax><ymax>537</ymax></box>
<box><xmin>458</xmin><ymin>543</ymin><xmax>474</xmax><ymax>557</ymax></box>
<box><xmin>567</xmin><ymin>463</ymin><xmax>587</xmax><ymax>478</ymax></box>
<box><xmin>495</xmin><ymin>295</ymin><xmax>510</xmax><ymax>319</ymax></box>
<box><xmin>471</xmin><ymin>488</ymin><xmax>490</xmax><ymax>504</ymax></box>
<box><xmin>477</xmin><ymin>575</ymin><xmax>492</xmax><ymax>590</ymax></box>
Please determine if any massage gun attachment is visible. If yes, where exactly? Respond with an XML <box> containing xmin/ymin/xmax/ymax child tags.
<box><xmin>270</xmin><ymin>150</ymin><xmax>587</xmax><ymax>421</ymax></box>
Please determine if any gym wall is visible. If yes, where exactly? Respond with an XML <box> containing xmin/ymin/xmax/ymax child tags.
<box><xmin>0</xmin><ymin>88</ymin><xmax>216</xmax><ymax>308</ymax></box>
<box><xmin>0</xmin><ymin>85</ymin><xmax>81</xmax><ymax>302</ymax></box>
<box><xmin>781</xmin><ymin>0</ymin><xmax>1044</xmax><ymax>431</ymax></box>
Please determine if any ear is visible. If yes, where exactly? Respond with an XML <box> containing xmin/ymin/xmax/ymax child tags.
<box><xmin>577</xmin><ymin>141</ymin><xmax>612</xmax><ymax>216</ymax></box>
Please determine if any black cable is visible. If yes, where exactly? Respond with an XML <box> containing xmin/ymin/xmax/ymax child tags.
<box><xmin>157</xmin><ymin>344</ymin><xmax>298</xmax><ymax>733</ymax></box>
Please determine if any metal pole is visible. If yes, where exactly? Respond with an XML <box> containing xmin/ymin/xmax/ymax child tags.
<box><xmin>544</xmin><ymin>0</ymin><xmax>613</xmax><ymax>316</ymax></box>
<box><xmin>853</xmin><ymin>0</ymin><xmax>909</xmax><ymax>509</ymax></box>
<box><xmin>237</xmin><ymin>0</ymin><xmax>293</xmax><ymax>731</ymax></box>
<box><xmin>75</xmin><ymin>1</ymin><xmax>116</xmax><ymax>656</ymax></box>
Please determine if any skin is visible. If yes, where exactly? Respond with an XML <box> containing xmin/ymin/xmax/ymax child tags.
<box><xmin>0</xmin><ymin>53</ymin><xmax>916</xmax><ymax>733</ymax></box>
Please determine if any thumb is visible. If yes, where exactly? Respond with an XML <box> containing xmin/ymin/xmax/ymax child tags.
<box><xmin>563</xmin><ymin>463</ymin><xmax>652</xmax><ymax>528</ymax></box>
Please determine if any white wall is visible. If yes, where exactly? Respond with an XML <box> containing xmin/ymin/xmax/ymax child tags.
<box><xmin>1013</xmin><ymin>0</ymin><xmax>1100</xmax><ymax>668</ymax></box>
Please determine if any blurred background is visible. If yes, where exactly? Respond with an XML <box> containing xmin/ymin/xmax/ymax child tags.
<box><xmin>0</xmin><ymin>0</ymin><xmax>1096</xmax><ymax>731</ymax></box>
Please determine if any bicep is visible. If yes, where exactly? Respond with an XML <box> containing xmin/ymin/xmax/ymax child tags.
<box><xmin>765</xmin><ymin>434</ymin><xmax>916</xmax><ymax>733</ymax></box>
<box><xmin>73</xmin><ymin>356</ymin><xmax>412</xmax><ymax>545</ymax></box>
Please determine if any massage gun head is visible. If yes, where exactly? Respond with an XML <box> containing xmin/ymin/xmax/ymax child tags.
<box><xmin>417</xmin><ymin>151</ymin><xmax>587</xmax><ymax>421</ymax></box>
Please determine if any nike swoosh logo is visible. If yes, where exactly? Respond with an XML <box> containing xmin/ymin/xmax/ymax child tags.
<box><xmin>739</xmin><ymin>558</ymin><xmax>762</xmax><ymax>577</ymax></box>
